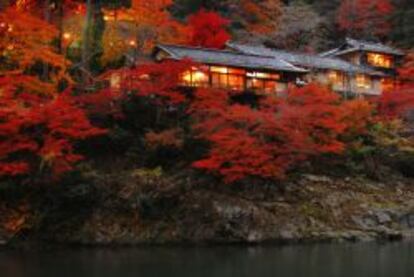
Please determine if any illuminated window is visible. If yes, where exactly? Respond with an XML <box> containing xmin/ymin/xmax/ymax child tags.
<box><xmin>367</xmin><ymin>53</ymin><xmax>392</xmax><ymax>68</ymax></box>
<box><xmin>356</xmin><ymin>74</ymin><xmax>371</xmax><ymax>89</ymax></box>
<box><xmin>328</xmin><ymin>71</ymin><xmax>340</xmax><ymax>83</ymax></box>
<box><xmin>246</xmin><ymin>79</ymin><xmax>278</xmax><ymax>94</ymax></box>
<box><xmin>246</xmin><ymin>71</ymin><xmax>280</xmax><ymax>93</ymax></box>
<box><xmin>247</xmin><ymin>72</ymin><xmax>280</xmax><ymax>80</ymax></box>
<box><xmin>211</xmin><ymin>66</ymin><xmax>246</xmax><ymax>90</ymax></box>
<box><xmin>264</xmin><ymin>81</ymin><xmax>277</xmax><ymax>94</ymax></box>
<box><xmin>247</xmin><ymin>78</ymin><xmax>264</xmax><ymax>90</ymax></box>
<box><xmin>228</xmin><ymin>68</ymin><xmax>246</xmax><ymax>75</ymax></box>
<box><xmin>228</xmin><ymin>75</ymin><xmax>244</xmax><ymax>90</ymax></box>
<box><xmin>181</xmin><ymin>67</ymin><xmax>209</xmax><ymax>87</ymax></box>
<box><xmin>210</xmin><ymin>66</ymin><xmax>229</xmax><ymax>74</ymax></box>
<box><xmin>328</xmin><ymin>70</ymin><xmax>345</xmax><ymax>88</ymax></box>
<box><xmin>181</xmin><ymin>65</ymin><xmax>282</xmax><ymax>93</ymax></box>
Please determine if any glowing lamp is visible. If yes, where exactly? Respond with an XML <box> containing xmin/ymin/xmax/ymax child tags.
<box><xmin>63</xmin><ymin>32</ymin><xmax>72</xmax><ymax>40</ymax></box>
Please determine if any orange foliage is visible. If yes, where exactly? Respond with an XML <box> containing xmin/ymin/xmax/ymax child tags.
<box><xmin>239</xmin><ymin>0</ymin><xmax>282</xmax><ymax>35</ymax></box>
<box><xmin>0</xmin><ymin>7</ymin><xmax>68</xmax><ymax>74</ymax></box>
<box><xmin>0</xmin><ymin>78</ymin><xmax>106</xmax><ymax>177</ymax></box>
<box><xmin>336</xmin><ymin>0</ymin><xmax>394</xmax><ymax>37</ymax></box>
<box><xmin>100</xmin><ymin>59</ymin><xmax>196</xmax><ymax>105</ymax></box>
<box><xmin>1</xmin><ymin>201</ymin><xmax>29</xmax><ymax>236</ymax></box>
<box><xmin>101</xmin><ymin>0</ymin><xmax>189</xmax><ymax>62</ymax></box>
<box><xmin>145</xmin><ymin>129</ymin><xmax>184</xmax><ymax>150</ymax></box>
<box><xmin>377</xmin><ymin>52</ymin><xmax>414</xmax><ymax>119</ymax></box>
<box><xmin>398</xmin><ymin>52</ymin><xmax>414</xmax><ymax>91</ymax></box>
<box><xmin>341</xmin><ymin>99</ymin><xmax>375</xmax><ymax>137</ymax></box>
<box><xmin>190</xmin><ymin>84</ymin><xmax>348</xmax><ymax>183</ymax></box>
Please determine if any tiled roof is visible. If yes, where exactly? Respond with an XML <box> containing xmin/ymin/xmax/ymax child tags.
<box><xmin>155</xmin><ymin>44</ymin><xmax>308</xmax><ymax>73</ymax></box>
<box><xmin>321</xmin><ymin>38</ymin><xmax>405</xmax><ymax>57</ymax></box>
<box><xmin>227</xmin><ymin>42</ymin><xmax>385</xmax><ymax>77</ymax></box>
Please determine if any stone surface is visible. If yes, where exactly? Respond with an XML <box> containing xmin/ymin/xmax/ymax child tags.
<box><xmin>375</xmin><ymin>211</ymin><xmax>392</xmax><ymax>224</ymax></box>
<box><xmin>3</xmin><ymin>174</ymin><xmax>414</xmax><ymax>246</ymax></box>
<box><xmin>400</xmin><ymin>213</ymin><xmax>414</xmax><ymax>229</ymax></box>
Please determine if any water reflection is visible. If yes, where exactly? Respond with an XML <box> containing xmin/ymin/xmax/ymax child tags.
<box><xmin>1</xmin><ymin>242</ymin><xmax>413</xmax><ymax>277</ymax></box>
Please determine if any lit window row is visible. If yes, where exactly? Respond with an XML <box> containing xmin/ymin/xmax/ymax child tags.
<box><xmin>180</xmin><ymin>66</ymin><xmax>282</xmax><ymax>93</ymax></box>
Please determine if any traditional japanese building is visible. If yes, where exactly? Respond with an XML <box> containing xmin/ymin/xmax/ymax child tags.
<box><xmin>152</xmin><ymin>38</ymin><xmax>404</xmax><ymax>97</ymax></box>
<box><xmin>153</xmin><ymin>44</ymin><xmax>308</xmax><ymax>95</ymax></box>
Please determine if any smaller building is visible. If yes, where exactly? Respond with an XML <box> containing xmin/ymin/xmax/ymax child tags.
<box><xmin>319</xmin><ymin>38</ymin><xmax>405</xmax><ymax>95</ymax></box>
<box><xmin>152</xmin><ymin>38</ymin><xmax>404</xmax><ymax>97</ymax></box>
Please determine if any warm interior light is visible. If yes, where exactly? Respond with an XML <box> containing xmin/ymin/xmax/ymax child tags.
<box><xmin>328</xmin><ymin>71</ymin><xmax>338</xmax><ymax>80</ymax></box>
<box><xmin>210</xmin><ymin>66</ymin><xmax>229</xmax><ymax>74</ymax></box>
<box><xmin>128</xmin><ymin>40</ymin><xmax>137</xmax><ymax>46</ymax></box>
<box><xmin>247</xmin><ymin>71</ymin><xmax>280</xmax><ymax>80</ymax></box>
<box><xmin>192</xmin><ymin>71</ymin><xmax>207</xmax><ymax>82</ymax></box>
<box><xmin>356</xmin><ymin>74</ymin><xmax>371</xmax><ymax>89</ymax></box>
<box><xmin>181</xmin><ymin>69</ymin><xmax>208</xmax><ymax>86</ymax></box>
<box><xmin>367</xmin><ymin>53</ymin><xmax>392</xmax><ymax>68</ymax></box>
<box><xmin>63</xmin><ymin>32</ymin><xmax>72</xmax><ymax>40</ymax></box>
<box><xmin>182</xmin><ymin>71</ymin><xmax>192</xmax><ymax>83</ymax></box>
<box><xmin>328</xmin><ymin>71</ymin><xmax>342</xmax><ymax>86</ymax></box>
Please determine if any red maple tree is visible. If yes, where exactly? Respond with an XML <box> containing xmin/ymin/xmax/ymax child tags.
<box><xmin>377</xmin><ymin>52</ymin><xmax>414</xmax><ymax>119</ymax></box>
<box><xmin>97</xmin><ymin>59</ymin><xmax>196</xmax><ymax>106</ymax></box>
<box><xmin>0</xmin><ymin>78</ymin><xmax>106</xmax><ymax>177</ymax></box>
<box><xmin>190</xmin><ymin>84</ymin><xmax>348</xmax><ymax>183</ymax></box>
<box><xmin>336</xmin><ymin>0</ymin><xmax>394</xmax><ymax>38</ymax></box>
<box><xmin>188</xmin><ymin>9</ymin><xmax>231</xmax><ymax>49</ymax></box>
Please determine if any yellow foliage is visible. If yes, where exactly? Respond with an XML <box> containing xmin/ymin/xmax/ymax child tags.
<box><xmin>0</xmin><ymin>7</ymin><xmax>68</xmax><ymax>71</ymax></box>
<box><xmin>0</xmin><ymin>7</ymin><xmax>71</xmax><ymax>94</ymax></box>
<box><xmin>100</xmin><ymin>0</ymin><xmax>189</xmax><ymax>64</ymax></box>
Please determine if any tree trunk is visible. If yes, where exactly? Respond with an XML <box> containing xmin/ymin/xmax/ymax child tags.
<box><xmin>81</xmin><ymin>0</ymin><xmax>94</xmax><ymax>87</ymax></box>
<box><xmin>42</xmin><ymin>0</ymin><xmax>51</xmax><ymax>81</ymax></box>
<box><xmin>56</xmin><ymin>0</ymin><xmax>64</xmax><ymax>54</ymax></box>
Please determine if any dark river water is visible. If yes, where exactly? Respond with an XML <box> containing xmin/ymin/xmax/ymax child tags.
<box><xmin>1</xmin><ymin>242</ymin><xmax>413</xmax><ymax>277</ymax></box>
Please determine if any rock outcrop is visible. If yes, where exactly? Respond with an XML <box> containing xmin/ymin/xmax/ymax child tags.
<box><xmin>2</xmin><ymin>173</ymin><xmax>414</xmax><ymax>245</ymax></box>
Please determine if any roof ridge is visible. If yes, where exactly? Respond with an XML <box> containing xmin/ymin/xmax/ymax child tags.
<box><xmin>228</xmin><ymin>41</ymin><xmax>315</xmax><ymax>57</ymax></box>
<box><xmin>157</xmin><ymin>43</ymin><xmax>277</xmax><ymax>60</ymax></box>
<box><xmin>228</xmin><ymin>42</ymin><xmax>362</xmax><ymax>64</ymax></box>
<box><xmin>226</xmin><ymin>41</ymin><xmax>386</xmax><ymax>76</ymax></box>
<box><xmin>156</xmin><ymin>43</ymin><xmax>309</xmax><ymax>73</ymax></box>
<box><xmin>346</xmin><ymin>37</ymin><xmax>402</xmax><ymax>51</ymax></box>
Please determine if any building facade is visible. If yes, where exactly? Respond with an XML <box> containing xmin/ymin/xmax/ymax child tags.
<box><xmin>152</xmin><ymin>38</ymin><xmax>404</xmax><ymax>97</ymax></box>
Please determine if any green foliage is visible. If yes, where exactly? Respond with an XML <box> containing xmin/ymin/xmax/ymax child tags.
<box><xmin>131</xmin><ymin>167</ymin><xmax>163</xmax><ymax>180</ymax></box>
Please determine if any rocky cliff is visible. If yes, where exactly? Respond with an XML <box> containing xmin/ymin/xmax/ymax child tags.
<box><xmin>3</xmin><ymin>173</ymin><xmax>412</xmax><ymax>246</ymax></box>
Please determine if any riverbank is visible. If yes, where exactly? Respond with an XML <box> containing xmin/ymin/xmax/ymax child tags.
<box><xmin>2</xmin><ymin>172</ymin><xmax>414</xmax><ymax>247</ymax></box>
